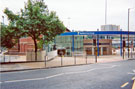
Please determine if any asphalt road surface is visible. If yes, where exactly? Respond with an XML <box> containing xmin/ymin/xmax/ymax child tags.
<box><xmin>0</xmin><ymin>59</ymin><xmax>135</xmax><ymax>89</ymax></box>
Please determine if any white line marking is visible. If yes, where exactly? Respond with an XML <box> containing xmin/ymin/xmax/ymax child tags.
<box><xmin>65</xmin><ymin>65</ymin><xmax>118</xmax><ymax>75</ymax></box>
<box><xmin>128</xmin><ymin>73</ymin><xmax>135</xmax><ymax>75</ymax></box>
<box><xmin>1</xmin><ymin>65</ymin><xmax>119</xmax><ymax>84</ymax></box>
<box><xmin>0</xmin><ymin>69</ymin><xmax>39</xmax><ymax>74</ymax></box>
<box><xmin>46</xmin><ymin>73</ymin><xmax>64</xmax><ymax>79</ymax></box>
<box><xmin>98</xmin><ymin>64</ymin><xmax>114</xmax><ymax>66</ymax></box>
<box><xmin>3</xmin><ymin>77</ymin><xmax>46</xmax><ymax>83</ymax></box>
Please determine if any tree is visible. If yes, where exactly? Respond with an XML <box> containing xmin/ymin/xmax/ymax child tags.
<box><xmin>4</xmin><ymin>0</ymin><xmax>65</xmax><ymax>61</ymax></box>
<box><xmin>4</xmin><ymin>8</ymin><xmax>24</xmax><ymax>52</ymax></box>
<box><xmin>1</xmin><ymin>24</ymin><xmax>16</xmax><ymax>49</ymax></box>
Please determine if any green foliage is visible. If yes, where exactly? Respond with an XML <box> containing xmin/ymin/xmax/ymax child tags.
<box><xmin>37</xmin><ymin>40</ymin><xmax>43</xmax><ymax>49</ymax></box>
<box><xmin>3</xmin><ymin>9</ymin><xmax>25</xmax><ymax>49</ymax></box>
<box><xmin>1</xmin><ymin>24</ymin><xmax>17</xmax><ymax>48</ymax></box>
<box><xmin>18</xmin><ymin>0</ymin><xmax>66</xmax><ymax>42</ymax></box>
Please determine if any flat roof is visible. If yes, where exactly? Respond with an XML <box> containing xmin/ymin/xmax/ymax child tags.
<box><xmin>60</xmin><ymin>31</ymin><xmax>135</xmax><ymax>36</ymax></box>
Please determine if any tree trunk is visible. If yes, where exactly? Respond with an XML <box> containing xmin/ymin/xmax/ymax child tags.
<box><xmin>33</xmin><ymin>39</ymin><xmax>37</xmax><ymax>61</ymax></box>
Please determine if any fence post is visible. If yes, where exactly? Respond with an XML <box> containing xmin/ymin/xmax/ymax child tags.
<box><xmin>8</xmin><ymin>55</ymin><xmax>10</xmax><ymax>62</ymax></box>
<box><xmin>61</xmin><ymin>55</ymin><xmax>63</xmax><ymax>66</ymax></box>
<box><xmin>123</xmin><ymin>48</ymin><xmax>125</xmax><ymax>59</ymax></box>
<box><xmin>4</xmin><ymin>54</ymin><xmax>5</xmax><ymax>62</ymax></box>
<box><xmin>134</xmin><ymin>48</ymin><xmax>135</xmax><ymax>58</ymax></box>
<box><xmin>45</xmin><ymin>55</ymin><xmax>46</xmax><ymax>68</ymax></box>
<box><xmin>86</xmin><ymin>54</ymin><xmax>87</xmax><ymax>64</ymax></box>
<box><xmin>95</xmin><ymin>47</ymin><xmax>97</xmax><ymax>63</ymax></box>
<box><xmin>74</xmin><ymin>55</ymin><xmax>76</xmax><ymax>65</ymax></box>
<box><xmin>31</xmin><ymin>51</ymin><xmax>32</xmax><ymax>61</ymax></box>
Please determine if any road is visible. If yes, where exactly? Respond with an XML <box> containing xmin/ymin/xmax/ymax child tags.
<box><xmin>0</xmin><ymin>59</ymin><xmax>135</xmax><ymax>89</ymax></box>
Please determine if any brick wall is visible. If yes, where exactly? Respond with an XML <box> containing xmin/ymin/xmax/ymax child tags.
<box><xmin>8</xmin><ymin>37</ymin><xmax>35</xmax><ymax>54</ymax></box>
<box><xmin>19</xmin><ymin>37</ymin><xmax>34</xmax><ymax>53</ymax></box>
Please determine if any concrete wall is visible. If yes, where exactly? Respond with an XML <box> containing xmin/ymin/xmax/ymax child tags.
<box><xmin>47</xmin><ymin>50</ymin><xmax>57</xmax><ymax>60</ymax></box>
<box><xmin>26</xmin><ymin>50</ymin><xmax>57</xmax><ymax>61</ymax></box>
<box><xmin>26</xmin><ymin>51</ymin><xmax>46</xmax><ymax>61</ymax></box>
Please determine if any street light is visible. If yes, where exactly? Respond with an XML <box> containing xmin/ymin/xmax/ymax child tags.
<box><xmin>128</xmin><ymin>8</ymin><xmax>135</xmax><ymax>58</ymax></box>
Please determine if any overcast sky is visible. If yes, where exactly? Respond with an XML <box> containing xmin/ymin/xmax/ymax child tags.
<box><xmin>0</xmin><ymin>0</ymin><xmax>135</xmax><ymax>31</ymax></box>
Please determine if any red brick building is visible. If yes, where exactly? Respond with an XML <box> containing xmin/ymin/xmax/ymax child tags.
<box><xmin>8</xmin><ymin>28</ymin><xmax>70</xmax><ymax>54</ymax></box>
<box><xmin>8</xmin><ymin>37</ymin><xmax>34</xmax><ymax>54</ymax></box>
<box><xmin>19</xmin><ymin>37</ymin><xmax>35</xmax><ymax>52</ymax></box>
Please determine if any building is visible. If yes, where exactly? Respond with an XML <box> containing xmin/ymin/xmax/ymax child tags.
<box><xmin>55</xmin><ymin>31</ymin><xmax>135</xmax><ymax>57</ymax></box>
<box><xmin>8</xmin><ymin>37</ymin><xmax>35</xmax><ymax>54</ymax></box>
<box><xmin>55</xmin><ymin>35</ymin><xmax>112</xmax><ymax>56</ymax></box>
<box><xmin>83</xmin><ymin>39</ymin><xmax>112</xmax><ymax>55</ymax></box>
<box><xmin>8</xmin><ymin>28</ymin><xmax>71</xmax><ymax>54</ymax></box>
<box><xmin>19</xmin><ymin>37</ymin><xmax>35</xmax><ymax>52</ymax></box>
<box><xmin>101</xmin><ymin>24</ymin><xmax>120</xmax><ymax>31</ymax></box>
<box><xmin>8</xmin><ymin>29</ymin><xmax>135</xmax><ymax>56</ymax></box>
<box><xmin>101</xmin><ymin>24</ymin><xmax>121</xmax><ymax>48</ymax></box>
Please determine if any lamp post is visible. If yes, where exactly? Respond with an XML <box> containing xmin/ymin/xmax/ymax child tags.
<box><xmin>97</xmin><ymin>29</ymin><xmax>99</xmax><ymax>56</ymax></box>
<box><xmin>128</xmin><ymin>8</ymin><xmax>135</xmax><ymax>58</ymax></box>
<box><xmin>105</xmin><ymin>0</ymin><xmax>107</xmax><ymax>25</ymax></box>
<box><xmin>128</xmin><ymin>8</ymin><xmax>130</xmax><ymax>58</ymax></box>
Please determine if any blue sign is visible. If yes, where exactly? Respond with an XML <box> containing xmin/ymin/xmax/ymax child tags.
<box><xmin>79</xmin><ymin>32</ymin><xmax>95</xmax><ymax>35</ymax></box>
<box><xmin>60</xmin><ymin>31</ymin><xmax>135</xmax><ymax>36</ymax></box>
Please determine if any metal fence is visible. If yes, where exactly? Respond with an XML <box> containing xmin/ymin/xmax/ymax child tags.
<box><xmin>43</xmin><ymin>49</ymin><xmax>135</xmax><ymax>68</ymax></box>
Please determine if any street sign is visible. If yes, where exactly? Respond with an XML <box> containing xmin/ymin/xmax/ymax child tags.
<box><xmin>58</xmin><ymin>49</ymin><xmax>66</xmax><ymax>56</ymax></box>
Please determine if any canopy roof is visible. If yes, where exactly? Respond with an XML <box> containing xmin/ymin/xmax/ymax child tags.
<box><xmin>60</xmin><ymin>31</ymin><xmax>135</xmax><ymax>36</ymax></box>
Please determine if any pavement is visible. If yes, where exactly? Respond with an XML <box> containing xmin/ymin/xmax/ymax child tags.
<box><xmin>0</xmin><ymin>55</ymin><xmax>134</xmax><ymax>72</ymax></box>
<box><xmin>0</xmin><ymin>59</ymin><xmax>135</xmax><ymax>89</ymax></box>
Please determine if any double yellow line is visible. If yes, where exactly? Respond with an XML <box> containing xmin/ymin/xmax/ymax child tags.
<box><xmin>121</xmin><ymin>82</ymin><xmax>129</xmax><ymax>88</ymax></box>
<box><xmin>132</xmin><ymin>78</ymin><xmax>135</xmax><ymax>89</ymax></box>
<box><xmin>120</xmin><ymin>77</ymin><xmax>135</xmax><ymax>89</ymax></box>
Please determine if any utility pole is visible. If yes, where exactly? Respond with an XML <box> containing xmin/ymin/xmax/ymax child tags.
<box><xmin>128</xmin><ymin>8</ymin><xmax>130</xmax><ymax>58</ymax></box>
<box><xmin>97</xmin><ymin>29</ymin><xmax>99</xmax><ymax>56</ymax></box>
<box><xmin>105</xmin><ymin>0</ymin><xmax>107</xmax><ymax>25</ymax></box>
<box><xmin>128</xmin><ymin>8</ymin><xmax>135</xmax><ymax>58</ymax></box>
<box><xmin>93</xmin><ymin>39</ymin><xmax>97</xmax><ymax>63</ymax></box>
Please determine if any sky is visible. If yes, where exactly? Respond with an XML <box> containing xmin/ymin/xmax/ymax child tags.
<box><xmin>0</xmin><ymin>0</ymin><xmax>135</xmax><ymax>31</ymax></box>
